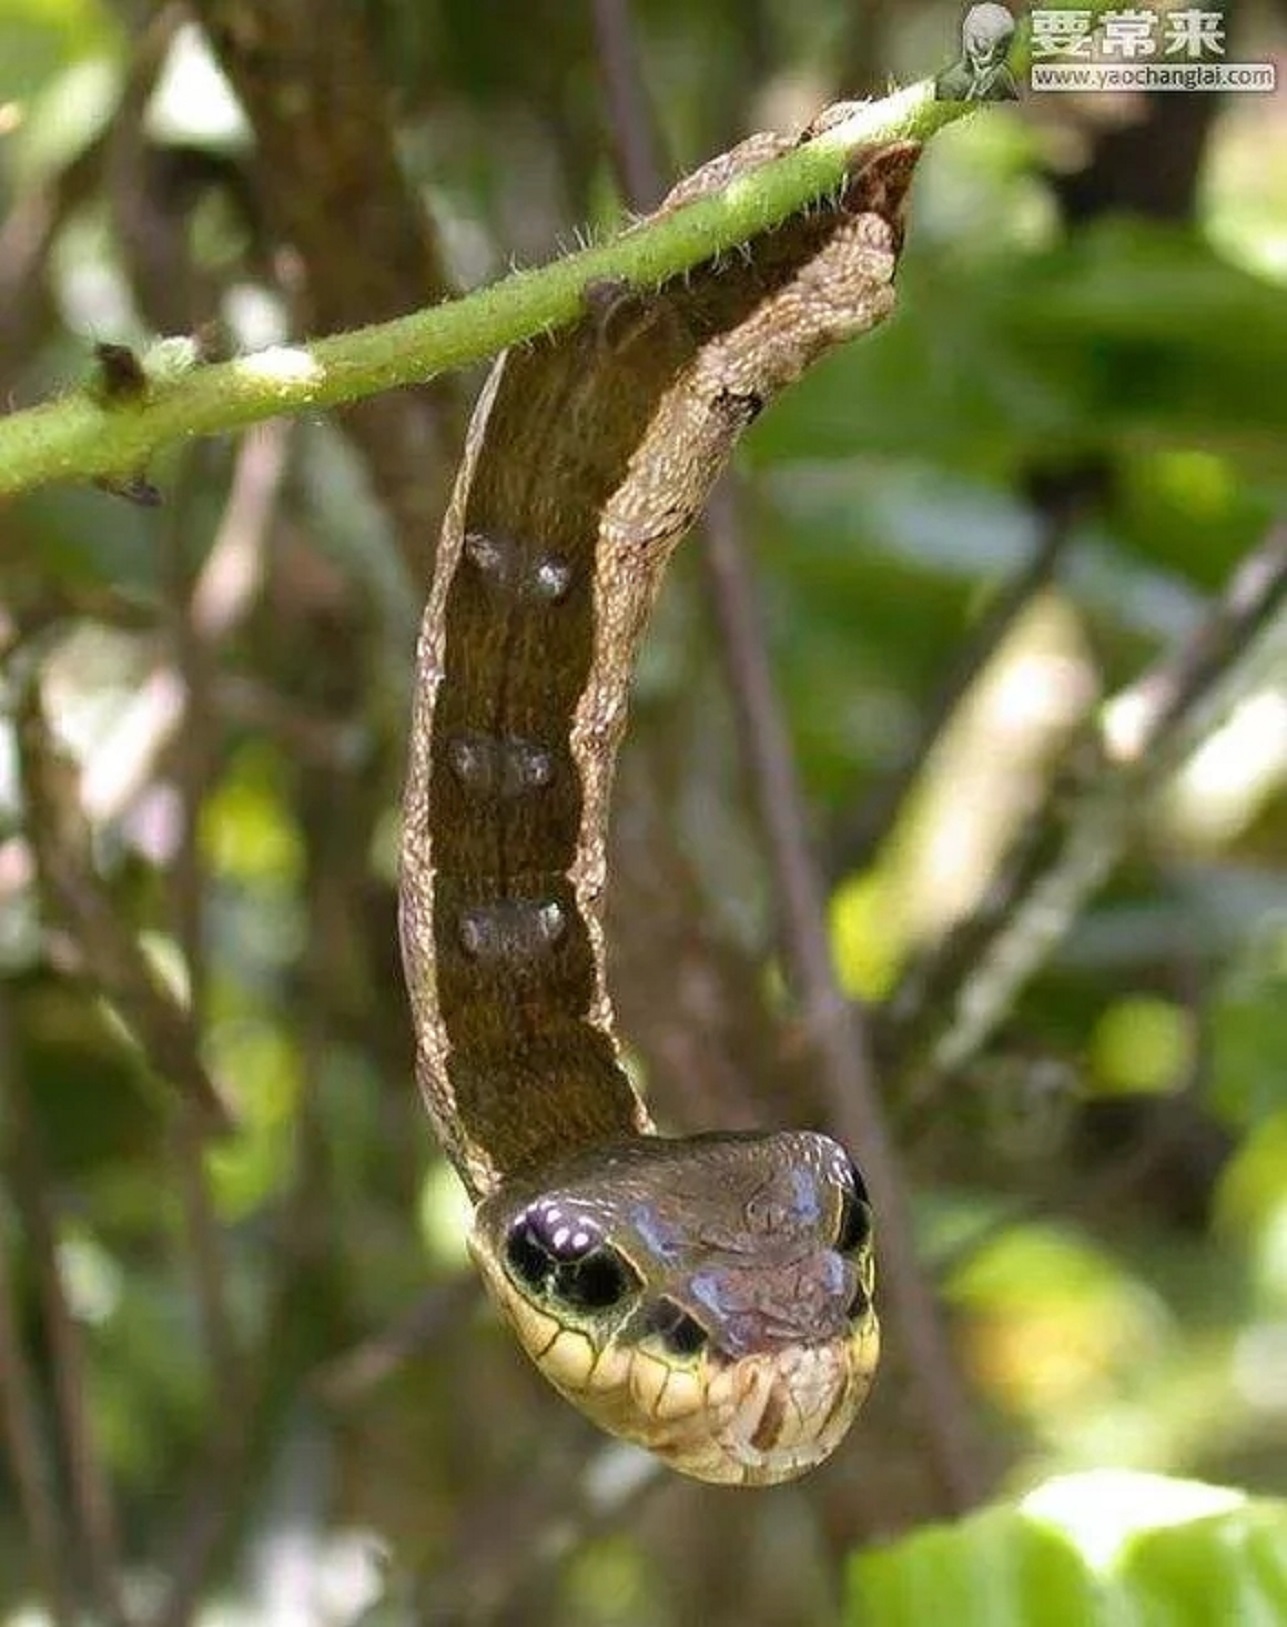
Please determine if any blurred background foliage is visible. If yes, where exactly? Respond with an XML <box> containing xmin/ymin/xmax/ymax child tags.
<box><xmin>1</xmin><ymin>0</ymin><xmax>1286</xmax><ymax>1623</ymax></box>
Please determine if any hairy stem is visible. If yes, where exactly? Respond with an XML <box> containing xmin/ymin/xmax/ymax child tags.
<box><xmin>0</xmin><ymin>82</ymin><xmax>958</xmax><ymax>501</ymax></box>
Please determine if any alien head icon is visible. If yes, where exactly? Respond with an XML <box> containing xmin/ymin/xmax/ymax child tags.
<box><xmin>935</xmin><ymin>2</ymin><xmax>1021</xmax><ymax>101</ymax></box>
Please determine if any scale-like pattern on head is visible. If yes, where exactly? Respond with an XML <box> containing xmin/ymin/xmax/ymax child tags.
<box><xmin>472</xmin><ymin>1132</ymin><xmax>878</xmax><ymax>1484</ymax></box>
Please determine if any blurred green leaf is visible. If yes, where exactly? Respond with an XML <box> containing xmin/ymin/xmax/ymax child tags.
<box><xmin>848</xmin><ymin>1474</ymin><xmax>1287</xmax><ymax>1627</ymax></box>
<box><xmin>0</xmin><ymin>0</ymin><xmax>116</xmax><ymax>108</ymax></box>
<box><xmin>758</xmin><ymin>220</ymin><xmax>1287</xmax><ymax>486</ymax></box>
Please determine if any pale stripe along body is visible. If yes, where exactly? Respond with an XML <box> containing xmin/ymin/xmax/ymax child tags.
<box><xmin>399</xmin><ymin>113</ymin><xmax>919</xmax><ymax>1484</ymax></box>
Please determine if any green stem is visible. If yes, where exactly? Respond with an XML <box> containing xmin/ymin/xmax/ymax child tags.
<box><xmin>0</xmin><ymin>80</ymin><xmax>965</xmax><ymax>500</ymax></box>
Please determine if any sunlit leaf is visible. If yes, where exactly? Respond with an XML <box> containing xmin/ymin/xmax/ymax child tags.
<box><xmin>848</xmin><ymin>1474</ymin><xmax>1287</xmax><ymax>1627</ymax></box>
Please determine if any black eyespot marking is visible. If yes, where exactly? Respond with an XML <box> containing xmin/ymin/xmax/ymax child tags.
<box><xmin>505</xmin><ymin>1220</ymin><xmax>555</xmax><ymax>1289</ymax></box>
<box><xmin>643</xmin><ymin>1297</ymin><xmax>710</xmax><ymax>1357</ymax></box>
<box><xmin>842</xmin><ymin>1157</ymin><xmax>869</xmax><ymax>1207</ymax></box>
<box><xmin>554</xmin><ymin>1250</ymin><xmax>636</xmax><ymax>1311</ymax></box>
<box><xmin>836</xmin><ymin>1164</ymin><xmax>872</xmax><ymax>1255</ymax></box>
<box><xmin>505</xmin><ymin>1210</ymin><xmax>639</xmax><ymax>1311</ymax></box>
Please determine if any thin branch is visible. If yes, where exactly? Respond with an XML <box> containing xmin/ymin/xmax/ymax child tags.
<box><xmin>149</xmin><ymin>1102</ymin><xmax>343</xmax><ymax>1627</ymax></box>
<box><xmin>151</xmin><ymin>668</ymin><xmax>360</xmax><ymax>1627</ymax></box>
<box><xmin>161</xmin><ymin>447</ymin><xmax>240</xmax><ymax>1412</ymax></box>
<box><xmin>183</xmin><ymin>0</ymin><xmax>458</xmax><ymax>571</ymax></box>
<box><xmin>897</xmin><ymin>522</ymin><xmax>1287</xmax><ymax>1084</ymax></box>
<box><xmin>0</xmin><ymin>1150</ymin><xmax>77</xmax><ymax>1627</ymax></box>
<box><xmin>590</xmin><ymin>0</ymin><xmax>668</xmax><ymax>210</ymax></box>
<box><xmin>313</xmin><ymin>1280</ymin><xmax>477</xmax><ymax>1405</ymax></box>
<box><xmin>592</xmin><ymin>0</ymin><xmax>988</xmax><ymax>1514</ymax></box>
<box><xmin>149</xmin><ymin>1331</ymin><xmax>265</xmax><ymax>1627</ymax></box>
<box><xmin>15</xmin><ymin>689</ymin><xmax>236</xmax><ymax>1134</ymax></box>
<box><xmin>150</xmin><ymin>1087</ymin><xmax>333</xmax><ymax>1627</ymax></box>
<box><xmin>608</xmin><ymin>726</ymin><xmax>803</xmax><ymax>1131</ymax></box>
<box><xmin>1107</xmin><ymin>523</ymin><xmax>1287</xmax><ymax>769</ymax></box>
<box><xmin>75</xmin><ymin>422</ymin><xmax>288</xmax><ymax>826</ymax></box>
<box><xmin>431</xmin><ymin>1438</ymin><xmax>663</xmax><ymax>1622</ymax></box>
<box><xmin>0</xmin><ymin>80</ymin><xmax>964</xmax><ymax>501</ymax></box>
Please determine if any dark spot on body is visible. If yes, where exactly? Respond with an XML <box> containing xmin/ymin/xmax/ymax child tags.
<box><xmin>464</xmin><ymin>530</ymin><xmax>573</xmax><ymax>602</ymax></box>
<box><xmin>458</xmin><ymin>899</ymin><xmax>565</xmax><ymax>960</ymax></box>
<box><xmin>447</xmin><ymin>731</ymin><xmax>555</xmax><ymax>799</ymax></box>
<box><xmin>713</xmin><ymin>388</ymin><xmax>764</xmax><ymax>429</ymax></box>
<box><xmin>642</xmin><ymin>1297</ymin><xmax>710</xmax><ymax>1357</ymax></box>
<box><xmin>555</xmin><ymin>1250</ymin><xmax>635</xmax><ymax>1310</ymax></box>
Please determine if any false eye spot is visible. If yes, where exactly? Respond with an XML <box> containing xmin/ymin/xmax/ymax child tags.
<box><xmin>836</xmin><ymin>1186</ymin><xmax>872</xmax><ymax>1255</ymax></box>
<box><xmin>642</xmin><ymin>1297</ymin><xmax>710</xmax><ymax>1357</ymax></box>
<box><xmin>553</xmin><ymin>1249</ymin><xmax>637</xmax><ymax>1311</ymax></box>
<box><xmin>504</xmin><ymin>1219</ymin><xmax>555</xmax><ymax>1289</ymax></box>
<box><xmin>505</xmin><ymin>1216</ymin><xmax>638</xmax><ymax>1310</ymax></box>
<box><xmin>842</xmin><ymin>1156</ymin><xmax>870</xmax><ymax>1208</ymax></box>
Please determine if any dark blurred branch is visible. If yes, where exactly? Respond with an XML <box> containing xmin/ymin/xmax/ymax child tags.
<box><xmin>831</xmin><ymin>476</ymin><xmax>1090</xmax><ymax>877</ymax></box>
<box><xmin>592</xmin><ymin>0</ymin><xmax>988</xmax><ymax>1515</ymax></box>
<box><xmin>610</xmin><ymin>726</ymin><xmax>805</xmax><ymax>1132</ymax></box>
<box><xmin>156</xmin><ymin>578</ymin><xmax>379</xmax><ymax>1622</ymax></box>
<box><xmin>15</xmin><ymin>692</ymin><xmax>236</xmax><ymax>1134</ymax></box>
<box><xmin>0</xmin><ymin>10</ymin><xmax>173</xmax><ymax>381</ymax></box>
<box><xmin>70</xmin><ymin>422</ymin><xmax>287</xmax><ymax>827</ymax></box>
<box><xmin>1114</xmin><ymin>525</ymin><xmax>1287</xmax><ymax>766</ymax></box>
<box><xmin>889</xmin><ymin>522</ymin><xmax>1287</xmax><ymax>1084</ymax></box>
<box><xmin>313</xmin><ymin>1280</ymin><xmax>476</xmax><ymax>1406</ymax></box>
<box><xmin>0</xmin><ymin>145</ymin><xmax>105</xmax><ymax>381</ymax></box>
<box><xmin>183</xmin><ymin>0</ymin><xmax>458</xmax><ymax>573</ymax></box>
<box><xmin>703</xmin><ymin>489</ymin><xmax>988</xmax><ymax>1512</ymax></box>
<box><xmin>934</xmin><ymin>954</ymin><xmax>1225</xmax><ymax>1276</ymax></box>
<box><xmin>152</xmin><ymin>1062</ymin><xmax>342</xmax><ymax>1627</ymax></box>
<box><xmin>161</xmin><ymin>450</ymin><xmax>240</xmax><ymax>1412</ymax></box>
<box><xmin>590</xmin><ymin>0</ymin><xmax>668</xmax><ymax>210</ymax></box>
<box><xmin>107</xmin><ymin>7</ymin><xmax>220</xmax><ymax>337</ymax></box>
<box><xmin>212</xmin><ymin>674</ymin><xmax>359</xmax><ymax>766</ymax></box>
<box><xmin>594</xmin><ymin>2</ymin><xmax>801</xmax><ymax>1142</ymax></box>
<box><xmin>0</xmin><ymin>1022</ymin><xmax>77</xmax><ymax>1627</ymax></box>
<box><xmin>1050</xmin><ymin>77</ymin><xmax>1223</xmax><ymax>225</ymax></box>
<box><xmin>151</xmin><ymin>1315</ymin><xmax>272</xmax><ymax>1627</ymax></box>
<box><xmin>151</xmin><ymin>1190</ymin><xmax>331</xmax><ymax>1627</ymax></box>
<box><xmin>0</xmin><ymin>997</ymin><xmax>131</xmax><ymax>1627</ymax></box>
<box><xmin>839</xmin><ymin>0</ymin><xmax>894</xmax><ymax>98</ymax></box>
<box><xmin>433</xmin><ymin>1437</ymin><xmax>662</xmax><ymax>1621</ymax></box>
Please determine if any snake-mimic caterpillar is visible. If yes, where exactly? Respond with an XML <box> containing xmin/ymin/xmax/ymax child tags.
<box><xmin>400</xmin><ymin>111</ymin><xmax>920</xmax><ymax>1484</ymax></box>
